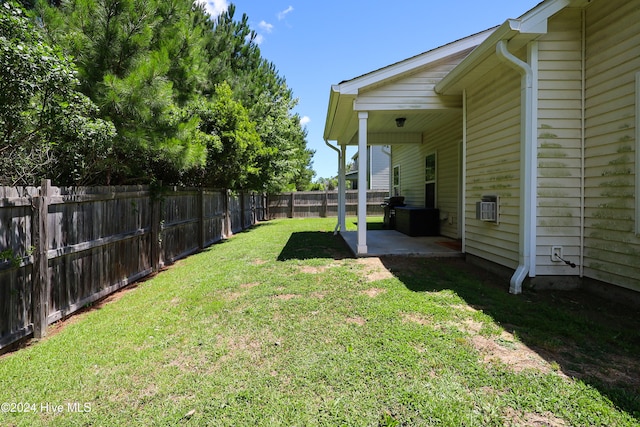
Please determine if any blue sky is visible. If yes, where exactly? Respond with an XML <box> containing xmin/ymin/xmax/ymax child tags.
<box><xmin>199</xmin><ymin>1</ymin><xmax>543</xmax><ymax>180</ymax></box>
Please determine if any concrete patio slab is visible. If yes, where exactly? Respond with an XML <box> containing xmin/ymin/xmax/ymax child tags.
<box><xmin>340</xmin><ymin>230</ymin><xmax>463</xmax><ymax>258</ymax></box>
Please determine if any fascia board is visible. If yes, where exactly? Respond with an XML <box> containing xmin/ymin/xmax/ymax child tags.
<box><xmin>517</xmin><ymin>0</ymin><xmax>571</xmax><ymax>33</ymax></box>
<box><xmin>323</xmin><ymin>86</ymin><xmax>341</xmax><ymax>140</ymax></box>
<box><xmin>435</xmin><ymin>20</ymin><xmax>520</xmax><ymax>95</ymax></box>
<box><xmin>436</xmin><ymin>0</ymin><xmax>575</xmax><ymax>95</ymax></box>
<box><xmin>337</xmin><ymin>28</ymin><xmax>495</xmax><ymax>96</ymax></box>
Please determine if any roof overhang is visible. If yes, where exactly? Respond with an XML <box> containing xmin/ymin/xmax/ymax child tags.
<box><xmin>436</xmin><ymin>0</ymin><xmax>591</xmax><ymax>95</ymax></box>
<box><xmin>323</xmin><ymin>28</ymin><xmax>496</xmax><ymax>144</ymax></box>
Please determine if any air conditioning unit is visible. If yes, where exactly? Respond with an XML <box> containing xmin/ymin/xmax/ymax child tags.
<box><xmin>475</xmin><ymin>195</ymin><xmax>498</xmax><ymax>223</ymax></box>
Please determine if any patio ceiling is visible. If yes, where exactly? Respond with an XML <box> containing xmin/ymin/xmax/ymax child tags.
<box><xmin>329</xmin><ymin>107</ymin><xmax>462</xmax><ymax>146</ymax></box>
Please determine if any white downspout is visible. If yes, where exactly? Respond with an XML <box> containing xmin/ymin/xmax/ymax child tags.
<box><xmin>325</xmin><ymin>139</ymin><xmax>343</xmax><ymax>234</ymax></box>
<box><xmin>461</xmin><ymin>89</ymin><xmax>467</xmax><ymax>253</ymax></box>
<box><xmin>496</xmin><ymin>40</ymin><xmax>537</xmax><ymax>295</ymax></box>
<box><xmin>339</xmin><ymin>144</ymin><xmax>347</xmax><ymax>231</ymax></box>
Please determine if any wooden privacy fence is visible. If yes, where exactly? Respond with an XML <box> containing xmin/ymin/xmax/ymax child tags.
<box><xmin>0</xmin><ymin>181</ymin><xmax>266</xmax><ymax>350</ymax></box>
<box><xmin>267</xmin><ymin>190</ymin><xmax>388</xmax><ymax>219</ymax></box>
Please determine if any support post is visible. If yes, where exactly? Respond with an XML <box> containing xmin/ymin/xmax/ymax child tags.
<box><xmin>32</xmin><ymin>179</ymin><xmax>51</xmax><ymax>338</ymax></box>
<box><xmin>357</xmin><ymin>112</ymin><xmax>369</xmax><ymax>254</ymax></box>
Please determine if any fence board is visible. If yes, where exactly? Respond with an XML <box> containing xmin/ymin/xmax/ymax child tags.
<box><xmin>267</xmin><ymin>190</ymin><xmax>387</xmax><ymax>219</ymax></box>
<box><xmin>0</xmin><ymin>184</ymin><xmax>264</xmax><ymax>350</ymax></box>
<box><xmin>3</xmin><ymin>187</ymin><xmax>389</xmax><ymax>350</ymax></box>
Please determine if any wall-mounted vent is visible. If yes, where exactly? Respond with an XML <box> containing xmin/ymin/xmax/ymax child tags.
<box><xmin>475</xmin><ymin>195</ymin><xmax>498</xmax><ymax>223</ymax></box>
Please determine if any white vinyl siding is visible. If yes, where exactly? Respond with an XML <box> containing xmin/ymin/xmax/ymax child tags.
<box><xmin>428</xmin><ymin>120</ymin><xmax>461</xmax><ymax>239</ymax></box>
<box><xmin>584</xmin><ymin>0</ymin><xmax>640</xmax><ymax>291</ymax></box>
<box><xmin>391</xmin><ymin>117</ymin><xmax>461</xmax><ymax>238</ymax></box>
<box><xmin>465</xmin><ymin>61</ymin><xmax>522</xmax><ymax>269</ymax></box>
<box><xmin>355</xmin><ymin>52</ymin><xmax>471</xmax><ymax>111</ymax></box>
<box><xmin>370</xmin><ymin>147</ymin><xmax>390</xmax><ymax>191</ymax></box>
<box><xmin>535</xmin><ymin>8</ymin><xmax>583</xmax><ymax>275</ymax></box>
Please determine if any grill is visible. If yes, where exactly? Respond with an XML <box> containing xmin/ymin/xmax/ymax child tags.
<box><xmin>381</xmin><ymin>196</ymin><xmax>405</xmax><ymax>229</ymax></box>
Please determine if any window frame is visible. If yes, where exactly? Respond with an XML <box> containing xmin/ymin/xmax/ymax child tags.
<box><xmin>425</xmin><ymin>152</ymin><xmax>437</xmax><ymax>208</ymax></box>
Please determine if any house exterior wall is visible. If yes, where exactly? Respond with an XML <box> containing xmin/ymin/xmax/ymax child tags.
<box><xmin>535</xmin><ymin>8</ymin><xmax>584</xmax><ymax>275</ymax></box>
<box><xmin>392</xmin><ymin>116</ymin><xmax>462</xmax><ymax>239</ymax></box>
<box><xmin>583</xmin><ymin>0</ymin><xmax>640</xmax><ymax>291</ymax></box>
<box><xmin>356</xmin><ymin>53</ymin><xmax>469</xmax><ymax>111</ymax></box>
<box><xmin>370</xmin><ymin>146</ymin><xmax>390</xmax><ymax>191</ymax></box>
<box><xmin>465</xmin><ymin>61</ymin><xmax>522</xmax><ymax>269</ymax></box>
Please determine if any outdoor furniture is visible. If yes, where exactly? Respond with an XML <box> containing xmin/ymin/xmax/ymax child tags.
<box><xmin>394</xmin><ymin>206</ymin><xmax>440</xmax><ymax>237</ymax></box>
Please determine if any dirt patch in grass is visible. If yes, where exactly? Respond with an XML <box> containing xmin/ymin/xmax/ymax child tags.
<box><xmin>224</xmin><ymin>291</ymin><xmax>244</xmax><ymax>301</ymax></box>
<box><xmin>451</xmin><ymin>304</ymin><xmax>479</xmax><ymax>313</ymax></box>
<box><xmin>362</xmin><ymin>288</ymin><xmax>387</xmax><ymax>298</ymax></box>
<box><xmin>460</xmin><ymin>319</ymin><xmax>483</xmax><ymax>334</ymax></box>
<box><xmin>471</xmin><ymin>331</ymin><xmax>559</xmax><ymax>375</ymax></box>
<box><xmin>215</xmin><ymin>332</ymin><xmax>274</xmax><ymax>367</ymax></box>
<box><xmin>346</xmin><ymin>316</ymin><xmax>366</xmax><ymax>326</ymax></box>
<box><xmin>274</xmin><ymin>294</ymin><xmax>299</xmax><ymax>301</ymax></box>
<box><xmin>356</xmin><ymin>257</ymin><xmax>394</xmax><ymax>282</ymax></box>
<box><xmin>240</xmin><ymin>282</ymin><xmax>261</xmax><ymax>289</ymax></box>
<box><xmin>300</xmin><ymin>265</ymin><xmax>327</xmax><ymax>274</ymax></box>
<box><xmin>504</xmin><ymin>408</ymin><xmax>567</xmax><ymax>427</ymax></box>
<box><xmin>401</xmin><ymin>312</ymin><xmax>431</xmax><ymax>326</ymax></box>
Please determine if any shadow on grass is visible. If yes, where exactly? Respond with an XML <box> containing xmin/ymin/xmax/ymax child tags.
<box><xmin>380</xmin><ymin>256</ymin><xmax>640</xmax><ymax>420</ymax></box>
<box><xmin>277</xmin><ymin>231</ymin><xmax>354</xmax><ymax>261</ymax></box>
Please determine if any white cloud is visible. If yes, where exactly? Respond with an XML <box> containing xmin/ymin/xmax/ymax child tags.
<box><xmin>254</xmin><ymin>34</ymin><xmax>264</xmax><ymax>45</ymax></box>
<box><xmin>300</xmin><ymin>116</ymin><xmax>311</xmax><ymax>127</ymax></box>
<box><xmin>259</xmin><ymin>20</ymin><xmax>274</xmax><ymax>33</ymax></box>
<box><xmin>277</xmin><ymin>5</ymin><xmax>294</xmax><ymax>20</ymax></box>
<box><xmin>196</xmin><ymin>0</ymin><xmax>228</xmax><ymax>18</ymax></box>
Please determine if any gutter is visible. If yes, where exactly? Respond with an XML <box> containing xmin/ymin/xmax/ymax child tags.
<box><xmin>496</xmin><ymin>40</ymin><xmax>538</xmax><ymax>295</ymax></box>
<box><xmin>324</xmin><ymin>139</ymin><xmax>343</xmax><ymax>234</ymax></box>
<box><xmin>436</xmin><ymin>20</ymin><xmax>520</xmax><ymax>95</ymax></box>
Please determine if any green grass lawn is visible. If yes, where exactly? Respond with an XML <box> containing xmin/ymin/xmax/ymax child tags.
<box><xmin>1</xmin><ymin>217</ymin><xmax>639</xmax><ymax>426</ymax></box>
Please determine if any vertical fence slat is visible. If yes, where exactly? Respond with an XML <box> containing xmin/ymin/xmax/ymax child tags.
<box><xmin>2</xmin><ymin>184</ymin><xmax>271</xmax><ymax>350</ymax></box>
<box><xmin>32</xmin><ymin>179</ymin><xmax>50</xmax><ymax>339</ymax></box>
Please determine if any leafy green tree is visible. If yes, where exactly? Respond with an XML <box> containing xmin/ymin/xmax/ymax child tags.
<box><xmin>205</xmin><ymin>6</ymin><xmax>314</xmax><ymax>192</ymax></box>
<box><xmin>35</xmin><ymin>0</ymin><xmax>208</xmax><ymax>184</ymax></box>
<box><xmin>190</xmin><ymin>82</ymin><xmax>266</xmax><ymax>189</ymax></box>
<box><xmin>0</xmin><ymin>1</ymin><xmax>115</xmax><ymax>185</ymax></box>
<box><xmin>25</xmin><ymin>0</ymin><xmax>314</xmax><ymax>189</ymax></box>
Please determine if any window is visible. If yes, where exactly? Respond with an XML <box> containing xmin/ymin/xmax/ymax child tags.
<box><xmin>392</xmin><ymin>165</ymin><xmax>400</xmax><ymax>196</ymax></box>
<box><xmin>425</xmin><ymin>153</ymin><xmax>437</xmax><ymax>208</ymax></box>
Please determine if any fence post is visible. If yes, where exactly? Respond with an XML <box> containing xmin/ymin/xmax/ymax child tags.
<box><xmin>198</xmin><ymin>188</ymin><xmax>205</xmax><ymax>250</ymax></box>
<box><xmin>224</xmin><ymin>189</ymin><xmax>231</xmax><ymax>237</ymax></box>
<box><xmin>32</xmin><ymin>179</ymin><xmax>51</xmax><ymax>339</ymax></box>
<box><xmin>150</xmin><ymin>186</ymin><xmax>161</xmax><ymax>272</ymax></box>
<box><xmin>240</xmin><ymin>191</ymin><xmax>245</xmax><ymax>231</ymax></box>
<box><xmin>290</xmin><ymin>192</ymin><xmax>295</xmax><ymax>218</ymax></box>
<box><xmin>323</xmin><ymin>191</ymin><xmax>328</xmax><ymax>218</ymax></box>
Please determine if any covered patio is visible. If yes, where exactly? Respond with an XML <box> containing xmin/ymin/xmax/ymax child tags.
<box><xmin>341</xmin><ymin>230</ymin><xmax>462</xmax><ymax>258</ymax></box>
<box><xmin>324</xmin><ymin>29</ymin><xmax>495</xmax><ymax>256</ymax></box>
